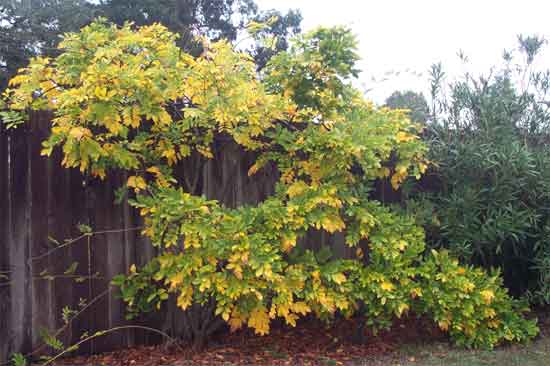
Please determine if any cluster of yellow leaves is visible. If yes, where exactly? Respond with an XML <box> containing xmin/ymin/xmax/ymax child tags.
<box><xmin>247</xmin><ymin>306</ymin><xmax>271</xmax><ymax>335</ymax></box>
<box><xmin>127</xmin><ymin>176</ymin><xmax>147</xmax><ymax>192</ymax></box>
<box><xmin>5</xmin><ymin>20</ymin><xmax>295</xmax><ymax>184</ymax></box>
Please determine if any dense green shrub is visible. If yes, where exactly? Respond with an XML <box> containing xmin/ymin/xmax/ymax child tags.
<box><xmin>402</xmin><ymin>36</ymin><xmax>550</xmax><ymax>303</ymax></box>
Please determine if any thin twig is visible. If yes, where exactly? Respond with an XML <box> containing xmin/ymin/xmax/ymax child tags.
<box><xmin>41</xmin><ymin>325</ymin><xmax>184</xmax><ymax>366</ymax></box>
<box><xmin>29</xmin><ymin>227</ymin><xmax>143</xmax><ymax>262</ymax></box>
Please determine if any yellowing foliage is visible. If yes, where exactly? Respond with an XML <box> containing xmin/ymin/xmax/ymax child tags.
<box><xmin>248</xmin><ymin>307</ymin><xmax>270</xmax><ymax>335</ymax></box>
<box><xmin>6</xmin><ymin>20</ymin><xmax>538</xmax><ymax>350</ymax></box>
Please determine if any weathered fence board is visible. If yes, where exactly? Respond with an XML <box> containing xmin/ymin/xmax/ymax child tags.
<box><xmin>0</xmin><ymin>112</ymin><xmax>400</xmax><ymax>363</ymax></box>
<box><xmin>0</xmin><ymin>123</ymin><xmax>10</xmax><ymax>362</ymax></box>
<box><xmin>9</xmin><ymin>118</ymin><xmax>33</xmax><ymax>356</ymax></box>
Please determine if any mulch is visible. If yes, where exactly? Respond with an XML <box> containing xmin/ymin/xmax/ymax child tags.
<box><xmin>50</xmin><ymin>316</ymin><xmax>446</xmax><ymax>366</ymax></box>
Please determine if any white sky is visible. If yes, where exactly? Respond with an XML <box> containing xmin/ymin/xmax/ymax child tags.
<box><xmin>255</xmin><ymin>0</ymin><xmax>550</xmax><ymax>103</ymax></box>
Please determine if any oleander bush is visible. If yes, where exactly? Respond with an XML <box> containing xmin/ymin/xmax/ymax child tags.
<box><xmin>401</xmin><ymin>36</ymin><xmax>550</xmax><ymax>303</ymax></box>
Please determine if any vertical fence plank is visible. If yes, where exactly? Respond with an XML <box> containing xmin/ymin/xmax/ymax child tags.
<box><xmin>106</xmin><ymin>174</ymin><xmax>132</xmax><ymax>349</ymax></box>
<box><xmin>48</xmin><ymin>147</ymin><xmax>75</xmax><ymax>349</ymax></box>
<box><xmin>66</xmin><ymin>170</ymin><xmax>94</xmax><ymax>355</ymax></box>
<box><xmin>90</xmin><ymin>173</ymin><xmax>126</xmax><ymax>352</ymax></box>
<box><xmin>8</xmin><ymin>123</ymin><xmax>33</xmax><ymax>356</ymax></box>
<box><xmin>121</xmin><ymin>171</ymin><xmax>137</xmax><ymax>348</ymax></box>
<box><xmin>0</xmin><ymin>126</ymin><xmax>10</xmax><ymax>363</ymax></box>
<box><xmin>132</xmin><ymin>205</ymin><xmax>159</xmax><ymax>346</ymax></box>
<box><xmin>28</xmin><ymin>113</ymin><xmax>56</xmax><ymax>350</ymax></box>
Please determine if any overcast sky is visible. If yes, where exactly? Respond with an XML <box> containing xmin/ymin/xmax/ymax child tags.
<box><xmin>255</xmin><ymin>0</ymin><xmax>550</xmax><ymax>103</ymax></box>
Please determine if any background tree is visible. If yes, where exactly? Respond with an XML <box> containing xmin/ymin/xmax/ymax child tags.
<box><xmin>98</xmin><ymin>0</ymin><xmax>302</xmax><ymax>60</ymax></box>
<box><xmin>248</xmin><ymin>8</ymin><xmax>302</xmax><ymax>69</ymax></box>
<box><xmin>98</xmin><ymin>0</ymin><xmax>258</xmax><ymax>52</ymax></box>
<box><xmin>384</xmin><ymin>90</ymin><xmax>430</xmax><ymax>123</ymax></box>
<box><xmin>0</xmin><ymin>0</ymin><xmax>302</xmax><ymax>89</ymax></box>
<box><xmin>0</xmin><ymin>0</ymin><xmax>95</xmax><ymax>89</ymax></box>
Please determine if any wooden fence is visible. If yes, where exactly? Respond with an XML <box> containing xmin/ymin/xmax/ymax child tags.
<box><xmin>0</xmin><ymin>112</ymin><xmax>400</xmax><ymax>363</ymax></box>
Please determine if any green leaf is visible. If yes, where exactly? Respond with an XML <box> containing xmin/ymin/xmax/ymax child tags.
<box><xmin>0</xmin><ymin>110</ymin><xmax>26</xmax><ymax>129</ymax></box>
<box><xmin>39</xmin><ymin>328</ymin><xmax>64</xmax><ymax>351</ymax></box>
<box><xmin>11</xmin><ymin>353</ymin><xmax>27</xmax><ymax>366</ymax></box>
<box><xmin>77</xmin><ymin>224</ymin><xmax>92</xmax><ymax>234</ymax></box>
<box><xmin>315</xmin><ymin>246</ymin><xmax>333</xmax><ymax>264</ymax></box>
<box><xmin>64</xmin><ymin>262</ymin><xmax>79</xmax><ymax>275</ymax></box>
<box><xmin>62</xmin><ymin>306</ymin><xmax>76</xmax><ymax>324</ymax></box>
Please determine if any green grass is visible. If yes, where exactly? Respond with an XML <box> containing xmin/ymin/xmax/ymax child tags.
<box><xmin>387</xmin><ymin>336</ymin><xmax>550</xmax><ymax>366</ymax></box>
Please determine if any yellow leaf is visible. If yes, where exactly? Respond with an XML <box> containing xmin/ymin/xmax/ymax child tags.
<box><xmin>127</xmin><ymin>176</ymin><xmax>147</xmax><ymax>191</ymax></box>
<box><xmin>222</xmin><ymin>310</ymin><xmax>230</xmax><ymax>321</ymax></box>
<box><xmin>281</xmin><ymin>232</ymin><xmax>297</xmax><ymax>252</ymax></box>
<box><xmin>381</xmin><ymin>281</ymin><xmax>394</xmax><ymax>291</ymax></box>
<box><xmin>247</xmin><ymin>161</ymin><xmax>265</xmax><ymax>176</ymax></box>
<box><xmin>485</xmin><ymin>308</ymin><xmax>496</xmax><ymax>318</ymax></box>
<box><xmin>176</xmin><ymin>287</ymin><xmax>193</xmax><ymax>310</ymax></box>
<box><xmin>199</xmin><ymin>278</ymin><xmax>211</xmax><ymax>292</ymax></box>
<box><xmin>410</xmin><ymin>288</ymin><xmax>422</xmax><ymax>298</ymax></box>
<box><xmin>68</xmin><ymin>127</ymin><xmax>89</xmax><ymax>141</ymax></box>
<box><xmin>103</xmin><ymin>114</ymin><xmax>123</xmax><ymax>134</ymax></box>
<box><xmin>311</xmin><ymin>271</ymin><xmax>321</xmax><ymax>281</ymax></box>
<box><xmin>291</xmin><ymin>302</ymin><xmax>311</xmax><ymax>315</ymax></box>
<box><xmin>129</xmin><ymin>264</ymin><xmax>137</xmax><ymax>273</ymax></box>
<box><xmin>418</xmin><ymin>162</ymin><xmax>428</xmax><ymax>174</ymax></box>
<box><xmin>130</xmin><ymin>106</ymin><xmax>142</xmax><ymax>128</ymax></box>
<box><xmin>504</xmin><ymin>329</ymin><xmax>514</xmax><ymax>341</ymax></box>
<box><xmin>94</xmin><ymin>86</ymin><xmax>107</xmax><ymax>99</ymax></box>
<box><xmin>321</xmin><ymin>215</ymin><xmax>345</xmax><ymax>233</ymax></box>
<box><xmin>480</xmin><ymin>290</ymin><xmax>495</xmax><ymax>304</ymax></box>
<box><xmin>162</xmin><ymin>148</ymin><xmax>177</xmax><ymax>165</ymax></box>
<box><xmin>463</xmin><ymin>281</ymin><xmax>475</xmax><ymax>292</ymax></box>
<box><xmin>332</xmin><ymin>273</ymin><xmax>346</xmax><ymax>285</ymax></box>
<box><xmin>228</xmin><ymin>310</ymin><xmax>245</xmax><ymax>332</ymax></box>
<box><xmin>287</xmin><ymin>180</ymin><xmax>308</xmax><ymax>198</ymax></box>
<box><xmin>8</xmin><ymin>73</ymin><xmax>31</xmax><ymax>87</ymax></box>
<box><xmin>396</xmin><ymin>303</ymin><xmax>409</xmax><ymax>316</ymax></box>
<box><xmin>92</xmin><ymin>168</ymin><xmax>106</xmax><ymax>180</ymax></box>
<box><xmin>396</xmin><ymin>131</ymin><xmax>416</xmax><ymax>142</ymax></box>
<box><xmin>269</xmin><ymin>304</ymin><xmax>277</xmax><ymax>319</ymax></box>
<box><xmin>284</xmin><ymin>313</ymin><xmax>299</xmax><ymax>327</ymax></box>
<box><xmin>488</xmin><ymin>319</ymin><xmax>501</xmax><ymax>329</ymax></box>
<box><xmin>397</xmin><ymin>240</ymin><xmax>407</xmax><ymax>251</ymax></box>
<box><xmin>41</xmin><ymin>146</ymin><xmax>53</xmax><ymax>157</ymax></box>
<box><xmin>335</xmin><ymin>297</ymin><xmax>349</xmax><ymax>311</ymax></box>
<box><xmin>248</xmin><ymin>306</ymin><xmax>270</xmax><ymax>335</ymax></box>
<box><xmin>157</xmin><ymin>110</ymin><xmax>172</xmax><ymax>125</ymax></box>
<box><xmin>391</xmin><ymin>170</ymin><xmax>407</xmax><ymax>190</ymax></box>
<box><xmin>232</xmin><ymin>265</ymin><xmax>243</xmax><ymax>280</ymax></box>
<box><xmin>169</xmin><ymin>272</ymin><xmax>184</xmax><ymax>289</ymax></box>
<box><xmin>146</xmin><ymin>166</ymin><xmax>161</xmax><ymax>175</ymax></box>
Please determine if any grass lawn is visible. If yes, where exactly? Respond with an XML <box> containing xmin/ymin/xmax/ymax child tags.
<box><xmin>377</xmin><ymin>336</ymin><xmax>550</xmax><ymax>366</ymax></box>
